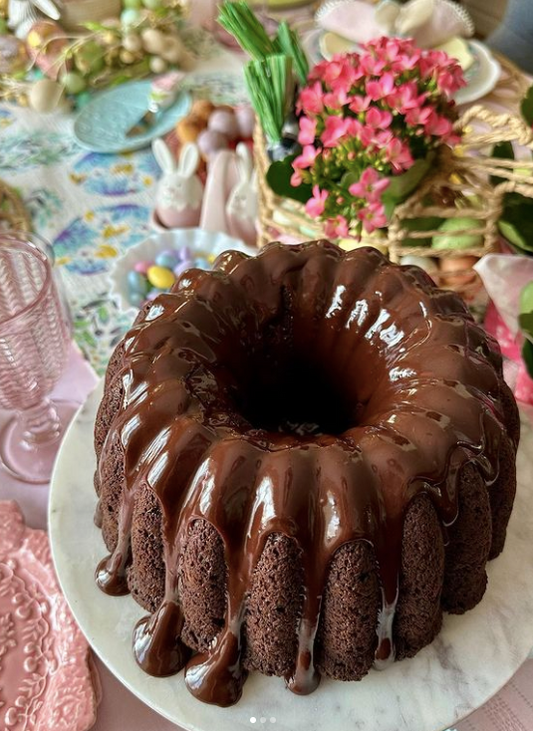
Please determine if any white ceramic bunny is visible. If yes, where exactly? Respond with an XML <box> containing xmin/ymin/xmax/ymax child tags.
<box><xmin>152</xmin><ymin>139</ymin><xmax>204</xmax><ymax>229</ymax></box>
<box><xmin>225</xmin><ymin>143</ymin><xmax>258</xmax><ymax>247</ymax></box>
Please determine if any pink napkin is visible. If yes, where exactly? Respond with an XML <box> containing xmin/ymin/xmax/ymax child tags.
<box><xmin>0</xmin><ymin>342</ymin><xmax>98</xmax><ymax>530</ymax></box>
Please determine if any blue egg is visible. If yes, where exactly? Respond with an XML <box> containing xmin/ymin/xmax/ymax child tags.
<box><xmin>128</xmin><ymin>291</ymin><xmax>145</xmax><ymax>308</ymax></box>
<box><xmin>194</xmin><ymin>257</ymin><xmax>209</xmax><ymax>269</ymax></box>
<box><xmin>127</xmin><ymin>270</ymin><xmax>149</xmax><ymax>295</ymax></box>
<box><xmin>155</xmin><ymin>251</ymin><xmax>180</xmax><ymax>269</ymax></box>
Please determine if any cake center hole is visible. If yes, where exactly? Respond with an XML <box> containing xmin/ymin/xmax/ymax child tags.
<box><xmin>240</xmin><ymin>359</ymin><xmax>355</xmax><ymax>437</ymax></box>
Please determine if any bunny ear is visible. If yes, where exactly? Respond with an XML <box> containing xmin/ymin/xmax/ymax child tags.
<box><xmin>32</xmin><ymin>0</ymin><xmax>61</xmax><ymax>20</ymax></box>
<box><xmin>396</xmin><ymin>0</ymin><xmax>435</xmax><ymax>35</ymax></box>
<box><xmin>375</xmin><ymin>0</ymin><xmax>401</xmax><ymax>32</ymax></box>
<box><xmin>235</xmin><ymin>142</ymin><xmax>253</xmax><ymax>182</ymax></box>
<box><xmin>152</xmin><ymin>139</ymin><xmax>176</xmax><ymax>174</ymax></box>
<box><xmin>177</xmin><ymin>143</ymin><xmax>200</xmax><ymax>178</ymax></box>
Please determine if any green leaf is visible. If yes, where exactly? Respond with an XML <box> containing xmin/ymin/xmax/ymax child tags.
<box><xmin>521</xmin><ymin>84</ymin><xmax>533</xmax><ymax>126</ymax></box>
<box><xmin>490</xmin><ymin>141</ymin><xmax>514</xmax><ymax>186</ymax></box>
<box><xmin>519</xmin><ymin>311</ymin><xmax>533</xmax><ymax>340</ymax></box>
<box><xmin>498</xmin><ymin>195</ymin><xmax>533</xmax><ymax>253</ymax></box>
<box><xmin>520</xmin><ymin>281</ymin><xmax>533</xmax><ymax>314</ymax></box>
<box><xmin>522</xmin><ymin>339</ymin><xmax>533</xmax><ymax>378</ymax></box>
<box><xmin>266</xmin><ymin>157</ymin><xmax>312</xmax><ymax>203</ymax></box>
<box><xmin>382</xmin><ymin>156</ymin><xmax>433</xmax><ymax>207</ymax></box>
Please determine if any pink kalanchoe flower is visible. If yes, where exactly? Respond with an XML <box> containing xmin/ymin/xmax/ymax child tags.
<box><xmin>305</xmin><ymin>185</ymin><xmax>328</xmax><ymax>217</ymax></box>
<box><xmin>324</xmin><ymin>87</ymin><xmax>350</xmax><ymax>110</ymax></box>
<box><xmin>298</xmin><ymin>117</ymin><xmax>317</xmax><ymax>146</ymax></box>
<box><xmin>405</xmin><ymin>106</ymin><xmax>433</xmax><ymax>127</ymax></box>
<box><xmin>383</xmin><ymin>137</ymin><xmax>414</xmax><ymax>172</ymax></box>
<box><xmin>357</xmin><ymin>201</ymin><xmax>387</xmax><ymax>233</ymax></box>
<box><xmin>387</xmin><ymin>81</ymin><xmax>425</xmax><ymax>113</ymax></box>
<box><xmin>297</xmin><ymin>81</ymin><xmax>324</xmax><ymax>116</ymax></box>
<box><xmin>366</xmin><ymin>106</ymin><xmax>393</xmax><ymax>129</ymax></box>
<box><xmin>366</xmin><ymin>72</ymin><xmax>395</xmax><ymax>101</ymax></box>
<box><xmin>349</xmin><ymin>168</ymin><xmax>390</xmax><ymax>201</ymax></box>
<box><xmin>348</xmin><ymin>94</ymin><xmax>371</xmax><ymax>114</ymax></box>
<box><xmin>424</xmin><ymin>110</ymin><xmax>453</xmax><ymax>138</ymax></box>
<box><xmin>321</xmin><ymin>115</ymin><xmax>351</xmax><ymax>147</ymax></box>
<box><xmin>360</xmin><ymin>52</ymin><xmax>386</xmax><ymax>77</ymax></box>
<box><xmin>290</xmin><ymin>170</ymin><xmax>303</xmax><ymax>187</ymax></box>
<box><xmin>293</xmin><ymin>145</ymin><xmax>319</xmax><ymax>169</ymax></box>
<box><xmin>324</xmin><ymin>214</ymin><xmax>349</xmax><ymax>238</ymax></box>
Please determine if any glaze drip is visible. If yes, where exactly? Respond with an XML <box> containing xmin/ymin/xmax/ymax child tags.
<box><xmin>94</xmin><ymin>242</ymin><xmax>509</xmax><ymax>707</ymax></box>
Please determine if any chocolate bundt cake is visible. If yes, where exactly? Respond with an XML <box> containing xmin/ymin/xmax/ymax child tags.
<box><xmin>94</xmin><ymin>241</ymin><xmax>519</xmax><ymax>706</ymax></box>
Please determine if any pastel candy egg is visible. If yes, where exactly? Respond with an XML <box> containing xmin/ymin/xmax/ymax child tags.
<box><xmin>178</xmin><ymin>246</ymin><xmax>192</xmax><ymax>262</ymax></box>
<box><xmin>128</xmin><ymin>270</ymin><xmax>149</xmax><ymax>295</ymax></box>
<box><xmin>128</xmin><ymin>291</ymin><xmax>145</xmax><ymax>308</ymax></box>
<box><xmin>147</xmin><ymin>265</ymin><xmax>175</xmax><ymax>289</ymax></box>
<box><xmin>173</xmin><ymin>261</ymin><xmax>192</xmax><ymax>277</ymax></box>
<box><xmin>155</xmin><ymin>250</ymin><xmax>180</xmax><ymax>269</ymax></box>
<box><xmin>134</xmin><ymin>260</ymin><xmax>152</xmax><ymax>275</ymax></box>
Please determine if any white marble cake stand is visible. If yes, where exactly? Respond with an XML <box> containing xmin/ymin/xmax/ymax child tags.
<box><xmin>49</xmin><ymin>381</ymin><xmax>533</xmax><ymax>731</ymax></box>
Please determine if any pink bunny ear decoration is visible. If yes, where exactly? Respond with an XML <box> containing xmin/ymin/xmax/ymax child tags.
<box><xmin>225</xmin><ymin>143</ymin><xmax>258</xmax><ymax>247</ymax></box>
<box><xmin>152</xmin><ymin>139</ymin><xmax>204</xmax><ymax>229</ymax></box>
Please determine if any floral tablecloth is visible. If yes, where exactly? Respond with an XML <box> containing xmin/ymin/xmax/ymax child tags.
<box><xmin>0</xmin><ymin>24</ymin><xmax>247</xmax><ymax>376</ymax></box>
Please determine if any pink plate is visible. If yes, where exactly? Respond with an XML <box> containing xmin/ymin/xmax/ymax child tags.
<box><xmin>0</xmin><ymin>501</ymin><xmax>100</xmax><ymax>731</ymax></box>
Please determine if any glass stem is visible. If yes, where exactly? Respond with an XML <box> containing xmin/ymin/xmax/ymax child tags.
<box><xmin>19</xmin><ymin>397</ymin><xmax>62</xmax><ymax>449</ymax></box>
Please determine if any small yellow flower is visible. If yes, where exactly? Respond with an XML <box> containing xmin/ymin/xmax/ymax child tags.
<box><xmin>143</xmin><ymin>176</ymin><xmax>153</xmax><ymax>186</ymax></box>
<box><xmin>55</xmin><ymin>256</ymin><xmax>71</xmax><ymax>266</ymax></box>
<box><xmin>84</xmin><ymin>211</ymin><xmax>95</xmax><ymax>222</ymax></box>
<box><xmin>95</xmin><ymin>244</ymin><xmax>118</xmax><ymax>258</ymax></box>
<box><xmin>113</xmin><ymin>164</ymin><xmax>134</xmax><ymax>175</ymax></box>
<box><xmin>102</xmin><ymin>224</ymin><xmax>128</xmax><ymax>239</ymax></box>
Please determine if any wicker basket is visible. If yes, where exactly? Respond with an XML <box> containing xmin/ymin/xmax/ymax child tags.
<box><xmin>254</xmin><ymin>104</ymin><xmax>533</xmax><ymax>298</ymax></box>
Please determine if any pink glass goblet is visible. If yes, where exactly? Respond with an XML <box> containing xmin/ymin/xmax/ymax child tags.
<box><xmin>0</xmin><ymin>234</ymin><xmax>76</xmax><ymax>484</ymax></box>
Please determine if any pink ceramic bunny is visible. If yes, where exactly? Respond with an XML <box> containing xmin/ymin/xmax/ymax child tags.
<box><xmin>225</xmin><ymin>142</ymin><xmax>258</xmax><ymax>246</ymax></box>
<box><xmin>152</xmin><ymin>138</ymin><xmax>204</xmax><ymax>229</ymax></box>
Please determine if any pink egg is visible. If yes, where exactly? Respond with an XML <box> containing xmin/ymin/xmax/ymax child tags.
<box><xmin>208</xmin><ymin>109</ymin><xmax>240</xmax><ymax>141</ymax></box>
<box><xmin>234</xmin><ymin>104</ymin><xmax>255</xmax><ymax>139</ymax></box>
<box><xmin>197</xmin><ymin>128</ymin><xmax>229</xmax><ymax>160</ymax></box>
<box><xmin>134</xmin><ymin>260</ymin><xmax>152</xmax><ymax>275</ymax></box>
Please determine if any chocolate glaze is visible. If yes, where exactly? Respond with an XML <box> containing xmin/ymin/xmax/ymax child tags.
<box><xmin>95</xmin><ymin>242</ymin><xmax>508</xmax><ymax>707</ymax></box>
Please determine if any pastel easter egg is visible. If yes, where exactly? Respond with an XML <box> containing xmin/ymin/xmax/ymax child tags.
<box><xmin>194</xmin><ymin>257</ymin><xmax>208</xmax><ymax>268</ymax></box>
<box><xmin>235</xmin><ymin>104</ymin><xmax>255</xmax><ymax>139</ymax></box>
<box><xmin>26</xmin><ymin>22</ymin><xmax>68</xmax><ymax>80</ymax></box>
<box><xmin>439</xmin><ymin>256</ymin><xmax>479</xmax><ymax>288</ymax></box>
<box><xmin>0</xmin><ymin>36</ymin><xmax>29</xmax><ymax>75</ymax></box>
<box><xmin>208</xmin><ymin>109</ymin><xmax>240</xmax><ymax>141</ymax></box>
<box><xmin>121</xmin><ymin>8</ymin><xmax>141</xmax><ymax>26</ymax></box>
<box><xmin>61</xmin><ymin>71</ymin><xmax>87</xmax><ymax>95</ymax></box>
<box><xmin>128</xmin><ymin>270</ymin><xmax>150</xmax><ymax>295</ymax></box>
<box><xmin>128</xmin><ymin>291</ymin><xmax>145</xmax><ymax>307</ymax></box>
<box><xmin>155</xmin><ymin>250</ymin><xmax>180</xmax><ymax>269</ymax></box>
<box><xmin>431</xmin><ymin>217</ymin><xmax>483</xmax><ymax>251</ymax></box>
<box><xmin>28</xmin><ymin>79</ymin><xmax>63</xmax><ymax>113</ymax></box>
<box><xmin>178</xmin><ymin>245</ymin><xmax>192</xmax><ymax>262</ymax></box>
<box><xmin>173</xmin><ymin>261</ymin><xmax>192</xmax><ymax>277</ymax></box>
<box><xmin>147</xmin><ymin>265</ymin><xmax>175</xmax><ymax>289</ymax></box>
<box><xmin>134</xmin><ymin>260</ymin><xmax>152</xmax><ymax>275</ymax></box>
<box><xmin>74</xmin><ymin>40</ymin><xmax>105</xmax><ymax>75</ymax></box>
<box><xmin>197</xmin><ymin>129</ymin><xmax>229</xmax><ymax>160</ymax></box>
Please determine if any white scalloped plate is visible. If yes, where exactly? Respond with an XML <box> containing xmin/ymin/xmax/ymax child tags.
<box><xmin>49</xmin><ymin>385</ymin><xmax>533</xmax><ymax>731</ymax></box>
